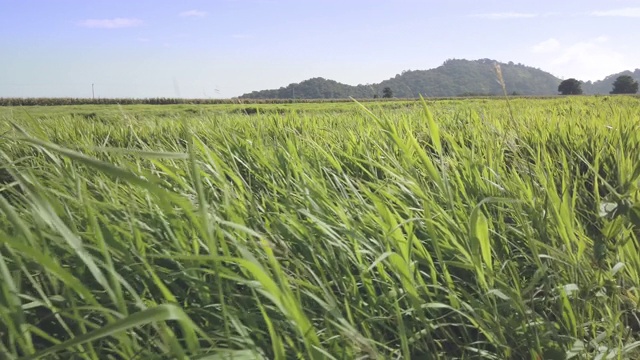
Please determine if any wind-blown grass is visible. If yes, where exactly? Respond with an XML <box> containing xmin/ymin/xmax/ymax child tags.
<box><xmin>1</xmin><ymin>96</ymin><xmax>640</xmax><ymax>359</ymax></box>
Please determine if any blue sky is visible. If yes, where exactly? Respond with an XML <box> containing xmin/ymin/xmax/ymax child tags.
<box><xmin>1</xmin><ymin>0</ymin><xmax>639</xmax><ymax>98</ymax></box>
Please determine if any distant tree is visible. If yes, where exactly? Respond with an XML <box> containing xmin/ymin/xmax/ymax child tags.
<box><xmin>382</xmin><ymin>87</ymin><xmax>393</xmax><ymax>98</ymax></box>
<box><xmin>558</xmin><ymin>78</ymin><xmax>583</xmax><ymax>95</ymax></box>
<box><xmin>610</xmin><ymin>75</ymin><xmax>639</xmax><ymax>94</ymax></box>
<box><xmin>373</xmin><ymin>94</ymin><xmax>379</xmax><ymax>99</ymax></box>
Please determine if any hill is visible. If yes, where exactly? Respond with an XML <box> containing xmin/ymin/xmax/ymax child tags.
<box><xmin>238</xmin><ymin>59</ymin><xmax>562</xmax><ymax>99</ymax></box>
<box><xmin>582</xmin><ymin>69</ymin><xmax>640</xmax><ymax>94</ymax></box>
<box><xmin>238</xmin><ymin>59</ymin><xmax>640</xmax><ymax>99</ymax></box>
<box><xmin>238</xmin><ymin>77</ymin><xmax>377</xmax><ymax>99</ymax></box>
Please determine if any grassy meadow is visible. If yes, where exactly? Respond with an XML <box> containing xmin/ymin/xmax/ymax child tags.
<box><xmin>1</xmin><ymin>96</ymin><xmax>640</xmax><ymax>359</ymax></box>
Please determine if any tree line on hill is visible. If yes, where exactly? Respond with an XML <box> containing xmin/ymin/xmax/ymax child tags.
<box><xmin>238</xmin><ymin>59</ymin><xmax>640</xmax><ymax>99</ymax></box>
<box><xmin>558</xmin><ymin>75</ymin><xmax>639</xmax><ymax>95</ymax></box>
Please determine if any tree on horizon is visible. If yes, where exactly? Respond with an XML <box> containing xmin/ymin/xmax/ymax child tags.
<box><xmin>558</xmin><ymin>78</ymin><xmax>583</xmax><ymax>95</ymax></box>
<box><xmin>610</xmin><ymin>75</ymin><xmax>639</xmax><ymax>94</ymax></box>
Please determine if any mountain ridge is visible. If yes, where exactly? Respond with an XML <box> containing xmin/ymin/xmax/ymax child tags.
<box><xmin>238</xmin><ymin>59</ymin><xmax>640</xmax><ymax>99</ymax></box>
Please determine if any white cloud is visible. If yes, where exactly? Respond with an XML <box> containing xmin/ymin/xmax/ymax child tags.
<box><xmin>593</xmin><ymin>36</ymin><xmax>608</xmax><ymax>43</ymax></box>
<box><xmin>532</xmin><ymin>38</ymin><xmax>560</xmax><ymax>53</ymax></box>
<box><xmin>591</xmin><ymin>7</ymin><xmax>640</xmax><ymax>17</ymax></box>
<box><xmin>179</xmin><ymin>10</ymin><xmax>207</xmax><ymax>18</ymax></box>
<box><xmin>469</xmin><ymin>12</ymin><xmax>537</xmax><ymax>19</ymax></box>
<box><xmin>530</xmin><ymin>36</ymin><xmax>633</xmax><ymax>81</ymax></box>
<box><xmin>78</xmin><ymin>18</ymin><xmax>143</xmax><ymax>29</ymax></box>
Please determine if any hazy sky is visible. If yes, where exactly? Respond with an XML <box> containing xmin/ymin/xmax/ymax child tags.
<box><xmin>1</xmin><ymin>0</ymin><xmax>639</xmax><ymax>98</ymax></box>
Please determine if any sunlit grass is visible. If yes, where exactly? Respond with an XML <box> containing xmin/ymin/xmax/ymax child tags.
<box><xmin>1</xmin><ymin>96</ymin><xmax>640</xmax><ymax>359</ymax></box>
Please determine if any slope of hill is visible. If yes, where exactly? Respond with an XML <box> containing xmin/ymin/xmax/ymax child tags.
<box><xmin>377</xmin><ymin>59</ymin><xmax>561</xmax><ymax>97</ymax></box>
<box><xmin>582</xmin><ymin>69</ymin><xmax>640</xmax><ymax>94</ymax></box>
<box><xmin>238</xmin><ymin>59</ymin><xmax>563</xmax><ymax>99</ymax></box>
<box><xmin>238</xmin><ymin>77</ymin><xmax>376</xmax><ymax>99</ymax></box>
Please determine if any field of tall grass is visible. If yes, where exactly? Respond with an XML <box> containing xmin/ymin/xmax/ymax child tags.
<box><xmin>1</xmin><ymin>96</ymin><xmax>640</xmax><ymax>359</ymax></box>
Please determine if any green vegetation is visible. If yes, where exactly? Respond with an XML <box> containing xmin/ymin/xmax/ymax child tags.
<box><xmin>239</xmin><ymin>59</ymin><xmax>563</xmax><ymax>99</ymax></box>
<box><xmin>0</xmin><ymin>97</ymin><xmax>412</xmax><ymax>107</ymax></box>
<box><xmin>611</xmin><ymin>75</ymin><xmax>639</xmax><ymax>95</ymax></box>
<box><xmin>2</xmin><ymin>62</ymin><xmax>638</xmax><ymax>106</ymax></box>
<box><xmin>558</xmin><ymin>79</ymin><xmax>583</xmax><ymax>95</ymax></box>
<box><xmin>583</xmin><ymin>70</ymin><xmax>640</xmax><ymax>95</ymax></box>
<box><xmin>236</xmin><ymin>77</ymin><xmax>379</xmax><ymax>100</ymax></box>
<box><xmin>238</xmin><ymin>59</ymin><xmax>640</xmax><ymax>100</ymax></box>
<box><xmin>1</xmin><ymin>96</ymin><xmax>640</xmax><ymax>359</ymax></box>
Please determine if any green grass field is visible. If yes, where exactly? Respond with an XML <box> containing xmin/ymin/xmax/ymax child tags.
<box><xmin>1</xmin><ymin>96</ymin><xmax>640</xmax><ymax>359</ymax></box>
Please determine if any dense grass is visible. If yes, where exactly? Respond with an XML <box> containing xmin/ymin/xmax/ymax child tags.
<box><xmin>1</xmin><ymin>96</ymin><xmax>640</xmax><ymax>359</ymax></box>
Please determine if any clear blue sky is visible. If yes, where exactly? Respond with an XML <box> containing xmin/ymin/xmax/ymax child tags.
<box><xmin>1</xmin><ymin>0</ymin><xmax>639</xmax><ymax>98</ymax></box>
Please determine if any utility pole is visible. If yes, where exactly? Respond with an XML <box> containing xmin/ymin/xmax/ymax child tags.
<box><xmin>92</xmin><ymin>83</ymin><xmax>95</xmax><ymax>100</ymax></box>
